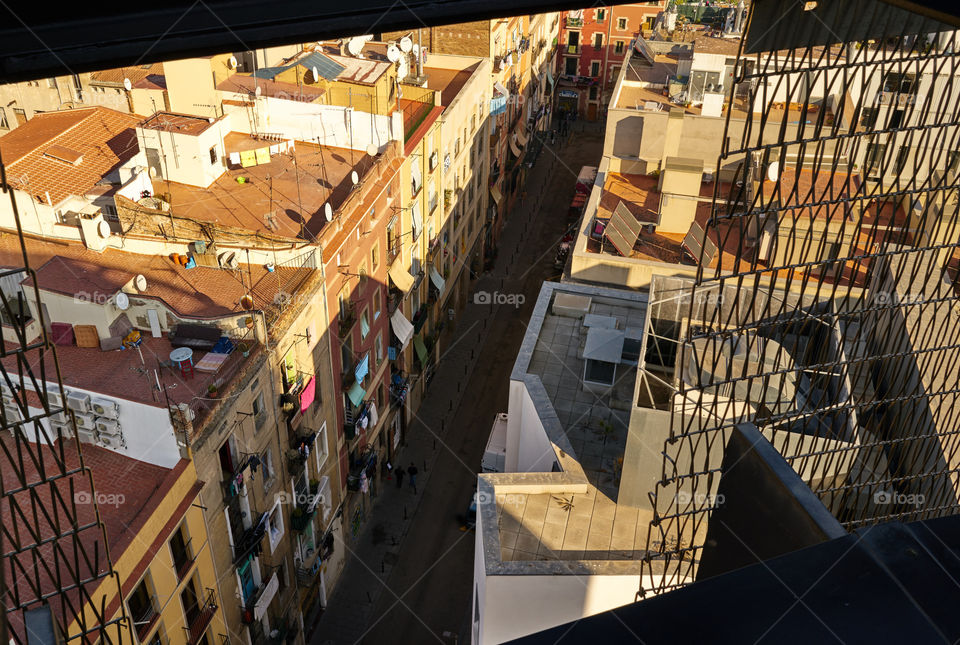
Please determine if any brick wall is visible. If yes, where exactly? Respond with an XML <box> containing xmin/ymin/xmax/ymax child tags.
<box><xmin>381</xmin><ymin>23</ymin><xmax>491</xmax><ymax>58</ymax></box>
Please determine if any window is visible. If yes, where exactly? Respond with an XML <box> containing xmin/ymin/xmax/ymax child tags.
<box><xmin>860</xmin><ymin>107</ymin><xmax>878</xmax><ymax>129</ymax></box>
<box><xmin>564</xmin><ymin>57</ymin><xmax>578</xmax><ymax>75</ymax></box>
<box><xmin>314</xmin><ymin>422</ymin><xmax>329</xmax><ymax>470</ymax></box>
<box><xmin>593</xmin><ymin>33</ymin><xmax>603</xmax><ymax>48</ymax></box>
<box><xmin>590</xmin><ymin>61</ymin><xmax>601</xmax><ymax>77</ymax></box>
<box><xmin>589</xmin><ymin>86</ymin><xmax>598</xmax><ymax>100</ymax></box>
<box><xmin>373</xmin><ymin>287</ymin><xmax>382</xmax><ymax>321</ymax></box>
<box><xmin>0</xmin><ymin>108</ymin><xmax>7</xmax><ymax>129</ymax></box>
<box><xmin>252</xmin><ymin>391</ymin><xmax>266</xmax><ymax>430</ymax></box>
<box><xmin>266</xmin><ymin>497</ymin><xmax>285</xmax><ymax>552</ymax></box>
<box><xmin>371</xmin><ymin>243</ymin><xmax>379</xmax><ymax>269</ymax></box>
<box><xmin>948</xmin><ymin>151</ymin><xmax>960</xmax><ymax>173</ymax></box>
<box><xmin>617</xmin><ymin>17</ymin><xmax>628</xmax><ymax>30</ymax></box>
<box><xmin>896</xmin><ymin>146</ymin><xmax>910</xmax><ymax>173</ymax></box>
<box><xmin>209</xmin><ymin>146</ymin><xmax>218</xmax><ymax>165</ymax></box>
<box><xmin>317</xmin><ymin>476</ymin><xmax>332</xmax><ymax>520</ymax></box>
<box><xmin>169</xmin><ymin>523</ymin><xmax>193</xmax><ymax>581</ymax></box>
<box><xmin>12</xmin><ymin>108</ymin><xmax>26</xmax><ymax>126</ymax></box>
<box><xmin>615</xmin><ymin>40</ymin><xmax>625</xmax><ymax>54</ymax></box>
<box><xmin>375</xmin><ymin>332</ymin><xmax>384</xmax><ymax>365</ymax></box>
<box><xmin>865</xmin><ymin>142</ymin><xmax>886</xmax><ymax>175</ymax></box>
<box><xmin>261</xmin><ymin>448</ymin><xmax>276</xmax><ymax>494</ymax></box>
<box><xmin>360</xmin><ymin>309</ymin><xmax>370</xmax><ymax>339</ymax></box>
<box><xmin>596</xmin><ymin>8</ymin><xmax>605</xmax><ymax>21</ymax></box>
<box><xmin>127</xmin><ymin>576</ymin><xmax>158</xmax><ymax>640</ymax></box>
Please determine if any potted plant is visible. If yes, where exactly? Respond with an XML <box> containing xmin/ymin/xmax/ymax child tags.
<box><xmin>291</xmin><ymin>507</ymin><xmax>310</xmax><ymax>531</ymax></box>
<box><xmin>244</xmin><ymin>316</ymin><xmax>254</xmax><ymax>330</ymax></box>
<box><xmin>237</xmin><ymin>341</ymin><xmax>250</xmax><ymax>358</ymax></box>
<box><xmin>207</xmin><ymin>384</ymin><xmax>218</xmax><ymax>398</ymax></box>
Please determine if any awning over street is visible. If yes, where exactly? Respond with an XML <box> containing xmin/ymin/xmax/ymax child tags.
<box><xmin>515</xmin><ymin>127</ymin><xmax>529</xmax><ymax>146</ymax></box>
<box><xmin>493</xmin><ymin>81</ymin><xmax>509</xmax><ymax>98</ymax></box>
<box><xmin>389</xmin><ymin>261</ymin><xmax>415</xmax><ymax>293</ymax></box>
<box><xmin>509</xmin><ymin>134</ymin><xmax>523</xmax><ymax>157</ymax></box>
<box><xmin>414</xmin><ymin>334</ymin><xmax>429</xmax><ymax>365</ymax></box>
<box><xmin>390</xmin><ymin>308</ymin><xmax>415</xmax><ymax>349</ymax></box>
<box><xmin>347</xmin><ymin>382</ymin><xmax>366</xmax><ymax>407</ymax></box>
<box><xmin>429</xmin><ymin>266</ymin><xmax>445</xmax><ymax>297</ymax></box>
<box><xmin>490</xmin><ymin>184</ymin><xmax>503</xmax><ymax>205</ymax></box>
<box><xmin>546</xmin><ymin>67</ymin><xmax>554</xmax><ymax>88</ymax></box>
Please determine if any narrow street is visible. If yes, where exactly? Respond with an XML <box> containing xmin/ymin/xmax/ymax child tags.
<box><xmin>314</xmin><ymin>122</ymin><xmax>604</xmax><ymax>645</ymax></box>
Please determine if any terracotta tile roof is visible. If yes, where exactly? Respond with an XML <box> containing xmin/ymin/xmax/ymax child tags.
<box><xmin>133</xmin><ymin>74</ymin><xmax>166</xmax><ymax>91</ymax></box>
<box><xmin>0</xmin><ymin>107</ymin><xmax>142</xmax><ymax>206</ymax></box>
<box><xmin>0</xmin><ymin>234</ymin><xmax>297</xmax><ymax>320</ymax></box>
<box><xmin>139</xmin><ymin>112</ymin><xmax>217</xmax><ymax>136</ymax></box>
<box><xmin>90</xmin><ymin>62</ymin><xmax>164</xmax><ymax>86</ymax></box>
<box><xmin>0</xmin><ymin>433</ymin><xmax>177</xmax><ymax>640</ymax></box>
<box><xmin>151</xmin><ymin>141</ymin><xmax>385</xmax><ymax>238</ymax></box>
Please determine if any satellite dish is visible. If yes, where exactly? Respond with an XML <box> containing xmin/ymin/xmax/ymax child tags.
<box><xmin>135</xmin><ymin>274</ymin><xmax>147</xmax><ymax>292</ymax></box>
<box><xmin>412</xmin><ymin>44</ymin><xmax>419</xmax><ymax>57</ymax></box>
<box><xmin>398</xmin><ymin>58</ymin><xmax>409</xmax><ymax>79</ymax></box>
<box><xmin>366</xmin><ymin>144</ymin><xmax>378</xmax><ymax>156</ymax></box>
<box><xmin>115</xmin><ymin>292</ymin><xmax>130</xmax><ymax>311</ymax></box>
<box><xmin>97</xmin><ymin>220</ymin><xmax>110</xmax><ymax>238</ymax></box>
<box><xmin>387</xmin><ymin>45</ymin><xmax>402</xmax><ymax>63</ymax></box>
<box><xmin>351</xmin><ymin>171</ymin><xmax>359</xmax><ymax>185</ymax></box>
<box><xmin>240</xmin><ymin>294</ymin><xmax>254</xmax><ymax>310</ymax></box>
<box><xmin>399</xmin><ymin>36</ymin><xmax>413</xmax><ymax>52</ymax></box>
<box><xmin>123</xmin><ymin>78</ymin><xmax>132</xmax><ymax>91</ymax></box>
<box><xmin>324</xmin><ymin>203</ymin><xmax>333</xmax><ymax>221</ymax></box>
<box><xmin>311</xmin><ymin>66</ymin><xmax>319</xmax><ymax>82</ymax></box>
<box><xmin>767</xmin><ymin>161</ymin><xmax>780</xmax><ymax>182</ymax></box>
<box><xmin>228</xmin><ymin>55</ymin><xmax>238</xmax><ymax>69</ymax></box>
<box><xmin>148</xmin><ymin>166</ymin><xmax>157</xmax><ymax>178</ymax></box>
<box><xmin>255</xmin><ymin>86</ymin><xmax>262</xmax><ymax>97</ymax></box>
<box><xmin>347</xmin><ymin>38</ymin><xmax>365</xmax><ymax>57</ymax></box>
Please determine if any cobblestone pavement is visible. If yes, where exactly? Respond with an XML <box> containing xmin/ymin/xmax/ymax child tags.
<box><xmin>313</xmin><ymin>121</ymin><xmax>605</xmax><ymax>645</ymax></box>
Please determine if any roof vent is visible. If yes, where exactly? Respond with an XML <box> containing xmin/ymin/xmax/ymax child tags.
<box><xmin>43</xmin><ymin>145</ymin><xmax>83</xmax><ymax>166</ymax></box>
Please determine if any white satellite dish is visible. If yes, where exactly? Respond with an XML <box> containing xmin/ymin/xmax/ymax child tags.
<box><xmin>399</xmin><ymin>36</ymin><xmax>413</xmax><ymax>52</ymax></box>
<box><xmin>366</xmin><ymin>144</ymin><xmax>378</xmax><ymax>156</ymax></box>
<box><xmin>766</xmin><ymin>161</ymin><xmax>780</xmax><ymax>182</ymax></box>
<box><xmin>135</xmin><ymin>274</ymin><xmax>148</xmax><ymax>292</ymax></box>
<box><xmin>398</xmin><ymin>58</ymin><xmax>409</xmax><ymax>79</ymax></box>
<box><xmin>387</xmin><ymin>45</ymin><xmax>402</xmax><ymax>63</ymax></box>
<box><xmin>324</xmin><ymin>203</ymin><xmax>333</xmax><ymax>221</ymax></box>
<box><xmin>97</xmin><ymin>220</ymin><xmax>110</xmax><ymax>238</ymax></box>
<box><xmin>347</xmin><ymin>38</ymin><xmax>365</xmax><ymax>57</ymax></box>
<box><xmin>115</xmin><ymin>292</ymin><xmax>130</xmax><ymax>311</ymax></box>
<box><xmin>412</xmin><ymin>44</ymin><xmax>419</xmax><ymax>57</ymax></box>
<box><xmin>123</xmin><ymin>78</ymin><xmax>132</xmax><ymax>91</ymax></box>
<box><xmin>255</xmin><ymin>86</ymin><xmax>262</xmax><ymax>97</ymax></box>
<box><xmin>228</xmin><ymin>55</ymin><xmax>238</xmax><ymax>69</ymax></box>
<box><xmin>148</xmin><ymin>166</ymin><xmax>157</xmax><ymax>178</ymax></box>
<box><xmin>351</xmin><ymin>171</ymin><xmax>359</xmax><ymax>185</ymax></box>
<box><xmin>311</xmin><ymin>66</ymin><xmax>320</xmax><ymax>82</ymax></box>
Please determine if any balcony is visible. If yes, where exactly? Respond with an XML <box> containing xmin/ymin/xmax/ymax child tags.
<box><xmin>566</xmin><ymin>44</ymin><xmax>581</xmax><ymax>55</ymax></box>
<box><xmin>387</xmin><ymin>238</ymin><xmax>402</xmax><ymax>266</ymax></box>
<box><xmin>337</xmin><ymin>302</ymin><xmax>356</xmax><ymax>338</ymax></box>
<box><xmin>231</xmin><ymin>510</ymin><xmax>267</xmax><ymax>565</ymax></box>
<box><xmin>241</xmin><ymin>570</ymin><xmax>279</xmax><ymax>625</ymax></box>
<box><xmin>184</xmin><ymin>588</ymin><xmax>218</xmax><ymax>645</ymax></box>
<box><xmin>566</xmin><ymin>16</ymin><xmax>583</xmax><ymax>27</ymax></box>
<box><xmin>130</xmin><ymin>595</ymin><xmax>160</xmax><ymax>641</ymax></box>
<box><xmin>428</xmin><ymin>193</ymin><xmax>438</xmax><ymax>214</ymax></box>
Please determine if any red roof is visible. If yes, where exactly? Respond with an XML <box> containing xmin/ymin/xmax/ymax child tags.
<box><xmin>0</xmin><ymin>107</ymin><xmax>142</xmax><ymax>206</ymax></box>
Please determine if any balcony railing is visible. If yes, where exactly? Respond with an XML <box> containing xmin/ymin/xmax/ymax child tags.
<box><xmin>387</xmin><ymin>238</ymin><xmax>402</xmax><ymax>266</ymax></box>
<box><xmin>172</xmin><ymin>538</ymin><xmax>195</xmax><ymax>582</ymax></box>
<box><xmin>131</xmin><ymin>596</ymin><xmax>160</xmax><ymax>641</ymax></box>
<box><xmin>231</xmin><ymin>511</ymin><xmax>267</xmax><ymax>564</ymax></box>
<box><xmin>566</xmin><ymin>44</ymin><xmax>581</xmax><ymax>55</ymax></box>
<box><xmin>184</xmin><ymin>588</ymin><xmax>219</xmax><ymax>645</ymax></box>
<box><xmin>337</xmin><ymin>302</ymin><xmax>356</xmax><ymax>338</ymax></box>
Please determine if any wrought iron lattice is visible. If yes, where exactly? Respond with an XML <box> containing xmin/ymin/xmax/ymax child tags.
<box><xmin>639</xmin><ymin>0</ymin><xmax>960</xmax><ymax>595</ymax></box>
<box><xmin>0</xmin><ymin>154</ymin><xmax>129</xmax><ymax>642</ymax></box>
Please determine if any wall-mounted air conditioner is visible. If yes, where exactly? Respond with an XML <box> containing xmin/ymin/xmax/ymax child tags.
<box><xmin>98</xmin><ymin>433</ymin><xmax>123</xmax><ymax>449</ymax></box>
<box><xmin>76</xmin><ymin>427</ymin><xmax>96</xmax><ymax>444</ymax></box>
<box><xmin>50</xmin><ymin>422</ymin><xmax>73</xmax><ymax>440</ymax></box>
<box><xmin>4</xmin><ymin>405</ymin><xmax>21</xmax><ymax>423</ymax></box>
<box><xmin>73</xmin><ymin>413</ymin><xmax>95</xmax><ymax>429</ymax></box>
<box><xmin>2</xmin><ymin>394</ymin><xmax>14</xmax><ymax>407</ymax></box>
<box><xmin>96</xmin><ymin>418</ymin><xmax>120</xmax><ymax>436</ymax></box>
<box><xmin>91</xmin><ymin>398</ymin><xmax>119</xmax><ymax>419</ymax></box>
<box><xmin>47</xmin><ymin>390</ymin><xmax>63</xmax><ymax>408</ymax></box>
<box><xmin>51</xmin><ymin>411</ymin><xmax>69</xmax><ymax>424</ymax></box>
<box><xmin>67</xmin><ymin>392</ymin><xmax>91</xmax><ymax>412</ymax></box>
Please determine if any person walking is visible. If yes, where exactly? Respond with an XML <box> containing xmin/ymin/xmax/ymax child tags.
<box><xmin>407</xmin><ymin>463</ymin><xmax>419</xmax><ymax>494</ymax></box>
<box><xmin>395</xmin><ymin>468</ymin><xmax>405</xmax><ymax>489</ymax></box>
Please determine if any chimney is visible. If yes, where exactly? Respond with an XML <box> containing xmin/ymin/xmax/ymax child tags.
<box><xmin>661</xmin><ymin>108</ymin><xmax>685</xmax><ymax>171</ymax></box>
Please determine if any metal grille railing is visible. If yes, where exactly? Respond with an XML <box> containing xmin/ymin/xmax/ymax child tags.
<box><xmin>0</xmin><ymin>155</ymin><xmax>129</xmax><ymax>643</ymax></box>
<box><xmin>639</xmin><ymin>1</ymin><xmax>960</xmax><ymax>595</ymax></box>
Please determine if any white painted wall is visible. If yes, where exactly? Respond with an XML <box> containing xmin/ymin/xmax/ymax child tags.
<box><xmin>137</xmin><ymin>116</ymin><xmax>232</xmax><ymax>188</ymax></box>
<box><xmin>222</xmin><ymin>96</ymin><xmax>398</xmax><ymax>152</ymax></box>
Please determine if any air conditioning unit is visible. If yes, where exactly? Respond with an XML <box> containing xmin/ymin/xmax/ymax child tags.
<box><xmin>67</xmin><ymin>392</ymin><xmax>91</xmax><ymax>412</ymax></box>
<box><xmin>47</xmin><ymin>390</ymin><xmax>63</xmax><ymax>408</ymax></box>
<box><xmin>98</xmin><ymin>433</ymin><xmax>123</xmax><ymax>449</ymax></box>
<box><xmin>4</xmin><ymin>405</ymin><xmax>21</xmax><ymax>423</ymax></box>
<box><xmin>51</xmin><ymin>411</ymin><xmax>69</xmax><ymax>424</ymax></box>
<box><xmin>73</xmin><ymin>413</ymin><xmax>95</xmax><ymax>429</ymax></box>
<box><xmin>91</xmin><ymin>397</ymin><xmax>119</xmax><ymax>419</ymax></box>
<box><xmin>2</xmin><ymin>394</ymin><xmax>14</xmax><ymax>407</ymax></box>
<box><xmin>50</xmin><ymin>421</ymin><xmax>73</xmax><ymax>440</ymax></box>
<box><xmin>96</xmin><ymin>418</ymin><xmax>120</xmax><ymax>436</ymax></box>
<box><xmin>76</xmin><ymin>427</ymin><xmax>96</xmax><ymax>444</ymax></box>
